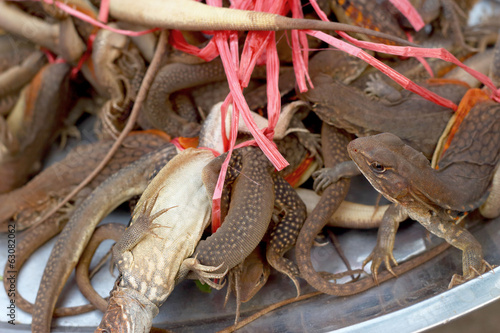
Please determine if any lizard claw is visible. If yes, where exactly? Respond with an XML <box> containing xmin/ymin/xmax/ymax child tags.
<box><xmin>362</xmin><ymin>246</ymin><xmax>398</xmax><ymax>284</ymax></box>
<box><xmin>182</xmin><ymin>258</ymin><xmax>228</xmax><ymax>290</ymax></box>
<box><xmin>312</xmin><ymin>167</ymin><xmax>341</xmax><ymax>194</ymax></box>
<box><xmin>364</xmin><ymin>74</ymin><xmax>384</xmax><ymax>98</ymax></box>
<box><xmin>448</xmin><ymin>259</ymin><xmax>495</xmax><ymax>289</ymax></box>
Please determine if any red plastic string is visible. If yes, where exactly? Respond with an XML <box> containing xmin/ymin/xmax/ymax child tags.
<box><xmin>71</xmin><ymin>32</ymin><xmax>96</xmax><ymax>78</ymax></box>
<box><xmin>388</xmin><ymin>0</ymin><xmax>425</xmax><ymax>31</ymax></box>
<box><xmin>40</xmin><ymin>48</ymin><xmax>57</xmax><ymax>64</ymax></box>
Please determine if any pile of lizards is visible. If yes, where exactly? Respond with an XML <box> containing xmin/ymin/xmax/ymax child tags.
<box><xmin>1</xmin><ymin>0</ymin><xmax>500</xmax><ymax>332</ymax></box>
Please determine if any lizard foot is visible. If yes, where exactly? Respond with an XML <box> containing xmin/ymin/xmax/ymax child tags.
<box><xmin>294</xmin><ymin>131</ymin><xmax>323</xmax><ymax>167</ymax></box>
<box><xmin>182</xmin><ymin>258</ymin><xmax>227</xmax><ymax>290</ymax></box>
<box><xmin>362</xmin><ymin>247</ymin><xmax>398</xmax><ymax>284</ymax></box>
<box><xmin>448</xmin><ymin>260</ymin><xmax>496</xmax><ymax>289</ymax></box>
<box><xmin>312</xmin><ymin>168</ymin><xmax>342</xmax><ymax>194</ymax></box>
<box><xmin>364</xmin><ymin>74</ymin><xmax>402</xmax><ymax>103</ymax></box>
<box><xmin>266</xmin><ymin>250</ymin><xmax>301</xmax><ymax>296</ymax></box>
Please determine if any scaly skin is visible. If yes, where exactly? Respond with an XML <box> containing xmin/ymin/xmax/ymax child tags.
<box><xmin>0</xmin><ymin>2</ymin><xmax>86</xmax><ymax>63</ymax></box>
<box><xmin>31</xmin><ymin>144</ymin><xmax>177</xmax><ymax>332</ymax></box>
<box><xmin>3</xmin><ymin>132</ymin><xmax>169</xmax><ymax>315</ymax></box>
<box><xmin>0</xmin><ymin>50</ymin><xmax>47</xmax><ymax>98</ymax></box>
<box><xmin>0</xmin><ymin>131</ymin><xmax>170</xmax><ymax>231</ymax></box>
<box><xmin>348</xmin><ymin>99</ymin><xmax>500</xmax><ymax>287</ymax></box>
<box><xmin>96</xmin><ymin>147</ymin><xmax>307</xmax><ymax>331</ymax></box>
<box><xmin>142</xmin><ymin>60</ymin><xmax>229</xmax><ymax>137</ymax></box>
<box><xmin>303</xmin><ymin>76</ymin><xmax>469</xmax><ymax>159</ymax></box>
<box><xmin>97</xmin><ymin>148</ymin><xmax>221</xmax><ymax>332</ymax></box>
<box><xmin>0</xmin><ymin>62</ymin><xmax>73</xmax><ymax>193</ymax></box>
<box><xmin>3</xmin><ymin>132</ymin><xmax>169</xmax><ymax>318</ymax></box>
<box><xmin>76</xmin><ymin>223</ymin><xmax>126</xmax><ymax>313</ymax></box>
<box><xmin>331</xmin><ymin>0</ymin><xmax>407</xmax><ymax>44</ymax></box>
<box><xmin>193</xmin><ymin>148</ymin><xmax>307</xmax><ymax>288</ymax></box>
<box><xmin>0</xmin><ymin>34</ymin><xmax>37</xmax><ymax>73</ymax></box>
<box><xmin>295</xmin><ymin>123</ymin><xmax>356</xmax><ymax>295</ymax></box>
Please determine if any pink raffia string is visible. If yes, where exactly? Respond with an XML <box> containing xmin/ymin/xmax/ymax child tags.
<box><xmin>307</xmin><ymin>30</ymin><xmax>458</xmax><ymax>110</ymax></box>
<box><xmin>205</xmin><ymin>0</ymin><xmax>292</xmax><ymax>232</ymax></box>
<box><xmin>290</xmin><ymin>0</ymin><xmax>310</xmax><ymax>91</ymax></box>
<box><xmin>337</xmin><ymin>31</ymin><xmax>498</xmax><ymax>96</ymax></box>
<box><xmin>98</xmin><ymin>0</ymin><xmax>110</xmax><ymax>23</ymax></box>
<box><xmin>388</xmin><ymin>0</ymin><xmax>425</xmax><ymax>31</ymax></box>
<box><xmin>40</xmin><ymin>48</ymin><xmax>57</xmax><ymax>64</ymax></box>
<box><xmin>406</xmin><ymin>32</ymin><xmax>434</xmax><ymax>77</ymax></box>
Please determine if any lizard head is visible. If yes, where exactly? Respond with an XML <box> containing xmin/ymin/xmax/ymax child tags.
<box><xmin>347</xmin><ymin>133</ymin><xmax>430</xmax><ymax>203</ymax></box>
<box><xmin>96</xmin><ymin>286</ymin><xmax>158</xmax><ymax>333</ymax></box>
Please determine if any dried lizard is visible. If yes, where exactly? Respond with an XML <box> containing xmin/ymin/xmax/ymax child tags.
<box><xmin>1</xmin><ymin>62</ymin><xmax>74</xmax><ymax>193</ymax></box>
<box><xmin>31</xmin><ymin>143</ymin><xmax>178</xmax><ymax>332</ymax></box>
<box><xmin>2</xmin><ymin>131</ymin><xmax>170</xmax><ymax>318</ymax></box>
<box><xmin>347</xmin><ymin>98</ymin><xmax>500</xmax><ymax>287</ymax></box>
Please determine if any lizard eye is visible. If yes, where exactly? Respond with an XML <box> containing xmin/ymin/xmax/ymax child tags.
<box><xmin>369</xmin><ymin>162</ymin><xmax>386</xmax><ymax>173</ymax></box>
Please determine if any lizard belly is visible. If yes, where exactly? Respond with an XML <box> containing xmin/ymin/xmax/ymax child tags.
<box><xmin>117</xmin><ymin>148</ymin><xmax>214</xmax><ymax>305</ymax></box>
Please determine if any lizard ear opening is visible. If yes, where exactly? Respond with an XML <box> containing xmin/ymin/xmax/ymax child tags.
<box><xmin>369</xmin><ymin>162</ymin><xmax>386</xmax><ymax>174</ymax></box>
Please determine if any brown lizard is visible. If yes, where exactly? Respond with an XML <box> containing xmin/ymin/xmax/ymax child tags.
<box><xmin>0</xmin><ymin>2</ymin><xmax>86</xmax><ymax>63</ymax></box>
<box><xmin>141</xmin><ymin>60</ymin><xmax>230</xmax><ymax>138</ymax></box>
<box><xmin>2</xmin><ymin>131</ymin><xmax>170</xmax><ymax>316</ymax></box>
<box><xmin>188</xmin><ymin>147</ymin><xmax>307</xmax><ymax>292</ymax></box>
<box><xmin>0</xmin><ymin>130</ymin><xmax>170</xmax><ymax>231</ymax></box>
<box><xmin>304</xmin><ymin>75</ymin><xmax>469</xmax><ymax>160</ymax></box>
<box><xmin>347</xmin><ymin>98</ymin><xmax>500</xmax><ymax>287</ymax></box>
<box><xmin>96</xmin><ymin>148</ymin><xmax>223</xmax><ymax>332</ymax></box>
<box><xmin>31</xmin><ymin>143</ymin><xmax>178</xmax><ymax>332</ymax></box>
<box><xmin>0</xmin><ymin>62</ymin><xmax>74</xmax><ymax>193</ymax></box>
<box><xmin>96</xmin><ymin>146</ymin><xmax>307</xmax><ymax>330</ymax></box>
<box><xmin>295</xmin><ymin>72</ymin><xmax>468</xmax><ymax>295</ymax></box>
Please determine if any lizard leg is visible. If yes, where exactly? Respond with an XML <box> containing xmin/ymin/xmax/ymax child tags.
<box><xmin>421</xmin><ymin>217</ymin><xmax>489</xmax><ymax>288</ymax></box>
<box><xmin>112</xmin><ymin>190</ymin><xmax>175</xmax><ymax>264</ymax></box>
<box><xmin>364</xmin><ymin>73</ymin><xmax>403</xmax><ymax>103</ymax></box>
<box><xmin>363</xmin><ymin>204</ymin><xmax>408</xmax><ymax>284</ymax></box>
<box><xmin>312</xmin><ymin>160</ymin><xmax>360</xmax><ymax>194</ymax></box>
<box><xmin>180</xmin><ymin>257</ymin><xmax>227</xmax><ymax>290</ymax></box>
<box><xmin>266</xmin><ymin>173</ymin><xmax>307</xmax><ymax>296</ymax></box>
